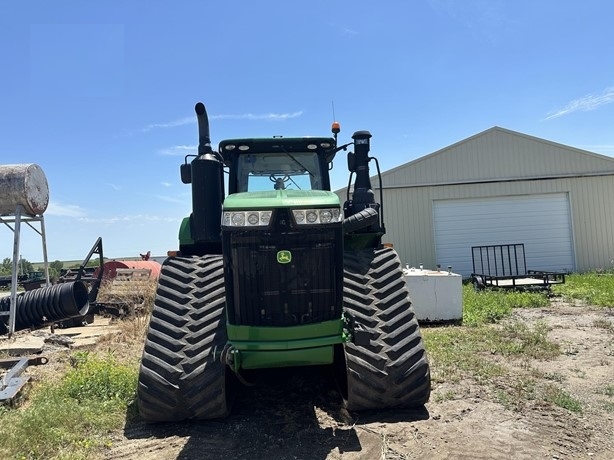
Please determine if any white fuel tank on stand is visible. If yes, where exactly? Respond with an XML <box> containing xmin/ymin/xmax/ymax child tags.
<box><xmin>0</xmin><ymin>163</ymin><xmax>49</xmax><ymax>216</ymax></box>
<box><xmin>403</xmin><ymin>265</ymin><xmax>463</xmax><ymax>322</ymax></box>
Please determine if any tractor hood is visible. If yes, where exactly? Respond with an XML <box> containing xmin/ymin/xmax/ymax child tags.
<box><xmin>223</xmin><ymin>190</ymin><xmax>340</xmax><ymax>210</ymax></box>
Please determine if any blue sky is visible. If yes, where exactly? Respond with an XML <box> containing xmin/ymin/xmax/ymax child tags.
<box><xmin>1</xmin><ymin>0</ymin><xmax>613</xmax><ymax>262</ymax></box>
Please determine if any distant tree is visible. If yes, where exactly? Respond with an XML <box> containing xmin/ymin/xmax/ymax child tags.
<box><xmin>48</xmin><ymin>268</ymin><xmax>59</xmax><ymax>283</ymax></box>
<box><xmin>1</xmin><ymin>257</ymin><xmax>34</xmax><ymax>275</ymax></box>
<box><xmin>68</xmin><ymin>258</ymin><xmax>105</xmax><ymax>269</ymax></box>
<box><xmin>0</xmin><ymin>258</ymin><xmax>11</xmax><ymax>275</ymax></box>
<box><xmin>50</xmin><ymin>260</ymin><xmax>63</xmax><ymax>271</ymax></box>
<box><xmin>47</xmin><ymin>260</ymin><xmax>63</xmax><ymax>282</ymax></box>
<box><xmin>20</xmin><ymin>259</ymin><xmax>34</xmax><ymax>276</ymax></box>
<box><xmin>87</xmin><ymin>258</ymin><xmax>105</xmax><ymax>268</ymax></box>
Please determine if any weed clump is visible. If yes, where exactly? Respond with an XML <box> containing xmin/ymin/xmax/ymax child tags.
<box><xmin>0</xmin><ymin>352</ymin><xmax>138</xmax><ymax>459</ymax></box>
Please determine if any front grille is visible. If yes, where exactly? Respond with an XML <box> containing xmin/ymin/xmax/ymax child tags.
<box><xmin>225</xmin><ymin>228</ymin><xmax>342</xmax><ymax>327</ymax></box>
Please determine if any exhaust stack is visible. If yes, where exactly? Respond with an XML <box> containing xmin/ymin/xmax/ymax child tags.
<box><xmin>188</xmin><ymin>102</ymin><xmax>224</xmax><ymax>251</ymax></box>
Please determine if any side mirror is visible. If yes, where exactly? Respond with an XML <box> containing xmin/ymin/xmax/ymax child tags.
<box><xmin>347</xmin><ymin>152</ymin><xmax>356</xmax><ymax>173</ymax></box>
<box><xmin>180</xmin><ymin>163</ymin><xmax>192</xmax><ymax>184</ymax></box>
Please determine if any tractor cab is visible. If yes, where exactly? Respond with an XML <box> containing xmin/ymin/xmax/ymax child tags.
<box><xmin>219</xmin><ymin>137</ymin><xmax>337</xmax><ymax>194</ymax></box>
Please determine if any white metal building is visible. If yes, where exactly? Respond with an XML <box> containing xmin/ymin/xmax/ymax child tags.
<box><xmin>339</xmin><ymin>127</ymin><xmax>614</xmax><ymax>277</ymax></box>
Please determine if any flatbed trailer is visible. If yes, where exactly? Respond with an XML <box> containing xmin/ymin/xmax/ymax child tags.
<box><xmin>471</xmin><ymin>244</ymin><xmax>566</xmax><ymax>292</ymax></box>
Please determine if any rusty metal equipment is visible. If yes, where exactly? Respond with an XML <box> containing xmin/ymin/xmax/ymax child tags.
<box><xmin>94</xmin><ymin>268</ymin><xmax>154</xmax><ymax>316</ymax></box>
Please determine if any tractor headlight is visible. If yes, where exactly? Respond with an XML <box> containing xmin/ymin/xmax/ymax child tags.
<box><xmin>319</xmin><ymin>209</ymin><xmax>333</xmax><ymax>223</ymax></box>
<box><xmin>247</xmin><ymin>212</ymin><xmax>259</xmax><ymax>225</ymax></box>
<box><xmin>222</xmin><ymin>210</ymin><xmax>272</xmax><ymax>227</ymax></box>
<box><xmin>306</xmin><ymin>211</ymin><xmax>318</xmax><ymax>223</ymax></box>
<box><xmin>292</xmin><ymin>208</ymin><xmax>342</xmax><ymax>225</ymax></box>
<box><xmin>231</xmin><ymin>213</ymin><xmax>245</xmax><ymax>226</ymax></box>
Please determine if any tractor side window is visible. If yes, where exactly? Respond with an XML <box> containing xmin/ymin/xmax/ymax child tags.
<box><xmin>237</xmin><ymin>152</ymin><xmax>323</xmax><ymax>192</ymax></box>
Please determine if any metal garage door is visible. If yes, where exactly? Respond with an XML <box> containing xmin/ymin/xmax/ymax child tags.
<box><xmin>433</xmin><ymin>193</ymin><xmax>575</xmax><ymax>277</ymax></box>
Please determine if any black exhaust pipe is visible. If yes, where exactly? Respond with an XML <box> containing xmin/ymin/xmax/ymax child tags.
<box><xmin>188</xmin><ymin>102</ymin><xmax>224</xmax><ymax>251</ymax></box>
<box><xmin>195</xmin><ymin>102</ymin><xmax>212</xmax><ymax>155</ymax></box>
<box><xmin>0</xmin><ymin>281</ymin><xmax>89</xmax><ymax>334</ymax></box>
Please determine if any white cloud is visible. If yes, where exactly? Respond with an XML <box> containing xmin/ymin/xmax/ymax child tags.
<box><xmin>210</xmin><ymin>111</ymin><xmax>303</xmax><ymax>121</ymax></box>
<box><xmin>341</xmin><ymin>27</ymin><xmax>358</xmax><ymax>36</ymax></box>
<box><xmin>328</xmin><ymin>21</ymin><xmax>358</xmax><ymax>36</ymax></box>
<box><xmin>105</xmin><ymin>182</ymin><xmax>122</xmax><ymax>191</ymax></box>
<box><xmin>142</xmin><ymin>117</ymin><xmax>194</xmax><ymax>132</ymax></box>
<box><xmin>78</xmin><ymin>214</ymin><xmax>179</xmax><ymax>225</ymax></box>
<box><xmin>146</xmin><ymin>111</ymin><xmax>304</xmax><ymax>133</ymax></box>
<box><xmin>154</xmin><ymin>195</ymin><xmax>185</xmax><ymax>204</ymax></box>
<box><xmin>545</xmin><ymin>87</ymin><xmax>614</xmax><ymax>120</ymax></box>
<box><xmin>45</xmin><ymin>200</ymin><xmax>86</xmax><ymax>217</ymax></box>
<box><xmin>161</xmin><ymin>181</ymin><xmax>172</xmax><ymax>187</ymax></box>
<box><xmin>159</xmin><ymin>144</ymin><xmax>197</xmax><ymax>156</ymax></box>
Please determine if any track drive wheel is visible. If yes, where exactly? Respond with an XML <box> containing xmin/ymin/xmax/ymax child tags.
<box><xmin>339</xmin><ymin>246</ymin><xmax>431</xmax><ymax>411</ymax></box>
<box><xmin>137</xmin><ymin>255</ymin><xmax>232</xmax><ymax>422</ymax></box>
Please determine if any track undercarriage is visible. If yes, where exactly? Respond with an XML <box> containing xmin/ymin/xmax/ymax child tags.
<box><xmin>137</xmin><ymin>247</ymin><xmax>430</xmax><ymax>422</ymax></box>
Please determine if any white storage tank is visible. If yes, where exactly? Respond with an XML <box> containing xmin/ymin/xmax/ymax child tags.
<box><xmin>0</xmin><ymin>164</ymin><xmax>49</xmax><ymax>216</ymax></box>
<box><xmin>404</xmin><ymin>266</ymin><xmax>463</xmax><ymax>322</ymax></box>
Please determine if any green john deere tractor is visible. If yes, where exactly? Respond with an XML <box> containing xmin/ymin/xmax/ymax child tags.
<box><xmin>136</xmin><ymin>102</ymin><xmax>431</xmax><ymax>421</ymax></box>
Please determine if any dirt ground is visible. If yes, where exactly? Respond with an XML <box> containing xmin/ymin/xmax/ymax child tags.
<box><xmin>4</xmin><ymin>300</ymin><xmax>613</xmax><ymax>459</ymax></box>
<box><xmin>95</xmin><ymin>301</ymin><xmax>613</xmax><ymax>460</ymax></box>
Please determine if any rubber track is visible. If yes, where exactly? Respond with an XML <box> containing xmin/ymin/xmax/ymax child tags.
<box><xmin>137</xmin><ymin>255</ymin><xmax>230</xmax><ymax>422</ymax></box>
<box><xmin>343</xmin><ymin>246</ymin><xmax>431</xmax><ymax>410</ymax></box>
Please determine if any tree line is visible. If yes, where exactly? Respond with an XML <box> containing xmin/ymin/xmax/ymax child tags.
<box><xmin>0</xmin><ymin>257</ymin><xmax>100</xmax><ymax>284</ymax></box>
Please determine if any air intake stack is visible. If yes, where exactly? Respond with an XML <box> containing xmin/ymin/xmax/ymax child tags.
<box><xmin>343</xmin><ymin>131</ymin><xmax>383</xmax><ymax>235</ymax></box>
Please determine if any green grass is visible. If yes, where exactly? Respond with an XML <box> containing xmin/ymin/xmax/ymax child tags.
<box><xmin>423</xmin><ymin>320</ymin><xmax>559</xmax><ymax>383</ymax></box>
<box><xmin>422</xmin><ymin>275</ymin><xmax>614</xmax><ymax>413</ymax></box>
<box><xmin>462</xmin><ymin>284</ymin><xmax>549</xmax><ymax>326</ymax></box>
<box><xmin>423</xmin><ymin>326</ymin><xmax>506</xmax><ymax>384</ymax></box>
<box><xmin>0</xmin><ymin>351</ymin><xmax>138</xmax><ymax>460</ymax></box>
<box><xmin>424</xmin><ymin>320</ymin><xmax>563</xmax><ymax>412</ymax></box>
<box><xmin>553</xmin><ymin>271</ymin><xmax>614</xmax><ymax>307</ymax></box>
<box><xmin>499</xmin><ymin>320</ymin><xmax>559</xmax><ymax>359</ymax></box>
<box><xmin>543</xmin><ymin>385</ymin><xmax>583</xmax><ymax>413</ymax></box>
<box><xmin>425</xmin><ymin>270</ymin><xmax>614</xmax><ymax>412</ymax></box>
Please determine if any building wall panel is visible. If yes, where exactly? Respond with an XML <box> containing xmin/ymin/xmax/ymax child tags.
<box><xmin>381</xmin><ymin>176</ymin><xmax>614</xmax><ymax>274</ymax></box>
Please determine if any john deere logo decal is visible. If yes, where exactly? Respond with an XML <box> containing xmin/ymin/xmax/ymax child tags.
<box><xmin>277</xmin><ymin>250</ymin><xmax>292</xmax><ymax>264</ymax></box>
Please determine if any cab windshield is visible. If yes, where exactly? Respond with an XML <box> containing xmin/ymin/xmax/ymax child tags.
<box><xmin>236</xmin><ymin>151</ymin><xmax>324</xmax><ymax>192</ymax></box>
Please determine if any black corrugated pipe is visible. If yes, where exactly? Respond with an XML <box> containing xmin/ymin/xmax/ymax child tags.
<box><xmin>0</xmin><ymin>281</ymin><xmax>89</xmax><ymax>334</ymax></box>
